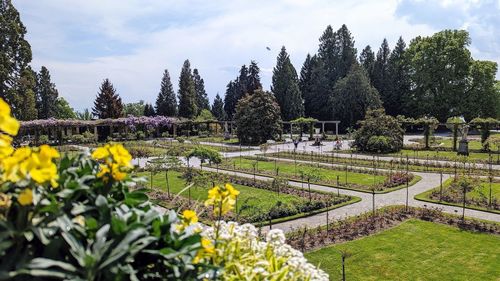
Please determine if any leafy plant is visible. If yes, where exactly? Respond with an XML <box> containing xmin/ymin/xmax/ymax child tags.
<box><xmin>352</xmin><ymin>109</ymin><xmax>404</xmax><ymax>153</ymax></box>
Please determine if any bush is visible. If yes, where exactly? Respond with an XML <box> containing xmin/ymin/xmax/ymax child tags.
<box><xmin>39</xmin><ymin>134</ymin><xmax>49</xmax><ymax>144</ymax></box>
<box><xmin>136</xmin><ymin>130</ymin><xmax>146</xmax><ymax>140</ymax></box>
<box><xmin>70</xmin><ymin>134</ymin><xmax>85</xmax><ymax>143</ymax></box>
<box><xmin>234</xmin><ymin>90</ymin><xmax>283</xmax><ymax>145</ymax></box>
<box><xmin>353</xmin><ymin>109</ymin><xmax>404</xmax><ymax>153</ymax></box>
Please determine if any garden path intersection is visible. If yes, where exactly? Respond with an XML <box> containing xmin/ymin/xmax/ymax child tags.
<box><xmin>134</xmin><ymin>140</ymin><xmax>500</xmax><ymax>232</ymax></box>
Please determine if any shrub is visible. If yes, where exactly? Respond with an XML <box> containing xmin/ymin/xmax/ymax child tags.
<box><xmin>39</xmin><ymin>134</ymin><xmax>49</xmax><ymax>144</ymax></box>
<box><xmin>352</xmin><ymin>109</ymin><xmax>404</xmax><ymax>153</ymax></box>
<box><xmin>136</xmin><ymin>130</ymin><xmax>146</xmax><ymax>140</ymax></box>
<box><xmin>70</xmin><ymin>134</ymin><xmax>85</xmax><ymax>143</ymax></box>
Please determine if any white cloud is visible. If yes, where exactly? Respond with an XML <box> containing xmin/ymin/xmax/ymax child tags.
<box><xmin>14</xmin><ymin>0</ymin><xmax>478</xmax><ymax>111</ymax></box>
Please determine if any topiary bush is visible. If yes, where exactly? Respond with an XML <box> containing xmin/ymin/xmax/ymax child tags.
<box><xmin>352</xmin><ymin>109</ymin><xmax>404</xmax><ymax>153</ymax></box>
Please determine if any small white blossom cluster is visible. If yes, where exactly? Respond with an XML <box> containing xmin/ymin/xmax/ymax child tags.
<box><xmin>202</xmin><ymin>221</ymin><xmax>328</xmax><ymax>281</ymax></box>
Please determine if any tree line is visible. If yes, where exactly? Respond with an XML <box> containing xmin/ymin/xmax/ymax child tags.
<box><xmin>2</xmin><ymin>0</ymin><xmax>498</xmax><ymax>129</ymax></box>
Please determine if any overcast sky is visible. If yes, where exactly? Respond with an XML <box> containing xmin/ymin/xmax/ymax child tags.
<box><xmin>13</xmin><ymin>0</ymin><xmax>500</xmax><ymax>111</ymax></box>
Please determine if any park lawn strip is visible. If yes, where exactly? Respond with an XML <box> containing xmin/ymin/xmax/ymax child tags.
<box><xmin>415</xmin><ymin>178</ymin><xmax>500</xmax><ymax>214</ymax></box>
<box><xmin>208</xmin><ymin>163</ymin><xmax>421</xmax><ymax>194</ymax></box>
<box><xmin>220</xmin><ymin>157</ymin><xmax>387</xmax><ymax>186</ymax></box>
<box><xmin>305</xmin><ymin>219</ymin><xmax>500</xmax><ymax>281</ymax></box>
<box><xmin>286</xmin><ymin>150</ymin><xmax>500</xmax><ymax>176</ymax></box>
<box><xmin>136</xmin><ymin>170</ymin><xmax>357</xmax><ymax>223</ymax></box>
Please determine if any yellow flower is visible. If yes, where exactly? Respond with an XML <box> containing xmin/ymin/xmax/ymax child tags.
<box><xmin>93</xmin><ymin>144</ymin><xmax>132</xmax><ymax>182</ymax></box>
<box><xmin>0</xmin><ymin>98</ymin><xmax>20</xmax><ymax>136</ymax></box>
<box><xmin>201</xmin><ymin>237</ymin><xmax>215</xmax><ymax>254</ymax></box>
<box><xmin>204</xmin><ymin>184</ymin><xmax>239</xmax><ymax>216</ymax></box>
<box><xmin>91</xmin><ymin>145</ymin><xmax>110</xmax><ymax>160</ymax></box>
<box><xmin>0</xmin><ymin>193</ymin><xmax>12</xmax><ymax>209</ymax></box>
<box><xmin>72</xmin><ymin>215</ymin><xmax>85</xmax><ymax>227</ymax></box>
<box><xmin>18</xmin><ymin>188</ymin><xmax>33</xmax><ymax>206</ymax></box>
<box><xmin>0</xmin><ymin>134</ymin><xmax>14</xmax><ymax>158</ymax></box>
<box><xmin>194</xmin><ymin>237</ymin><xmax>215</xmax><ymax>264</ymax></box>
<box><xmin>182</xmin><ymin>209</ymin><xmax>198</xmax><ymax>225</ymax></box>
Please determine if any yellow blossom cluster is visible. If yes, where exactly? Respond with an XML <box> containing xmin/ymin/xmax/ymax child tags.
<box><xmin>176</xmin><ymin>209</ymin><xmax>199</xmax><ymax>232</ymax></box>
<box><xmin>0</xmin><ymin>99</ymin><xmax>61</xmax><ymax>207</ymax></box>
<box><xmin>204</xmin><ymin>183</ymin><xmax>240</xmax><ymax>216</ymax></box>
<box><xmin>91</xmin><ymin>143</ymin><xmax>133</xmax><ymax>181</ymax></box>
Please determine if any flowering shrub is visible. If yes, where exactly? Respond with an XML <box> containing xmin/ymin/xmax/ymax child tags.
<box><xmin>201</xmin><ymin>222</ymin><xmax>328</xmax><ymax>280</ymax></box>
<box><xmin>0</xmin><ymin>98</ymin><xmax>325</xmax><ymax>280</ymax></box>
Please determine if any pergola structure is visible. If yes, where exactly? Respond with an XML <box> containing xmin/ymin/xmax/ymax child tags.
<box><xmin>18</xmin><ymin>117</ymin><xmax>341</xmax><ymax>145</ymax></box>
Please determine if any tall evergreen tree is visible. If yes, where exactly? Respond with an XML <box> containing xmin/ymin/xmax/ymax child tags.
<box><xmin>193</xmin><ymin>68</ymin><xmax>210</xmax><ymax>114</ymax></box>
<box><xmin>0</xmin><ymin>0</ymin><xmax>32</xmax><ymax>117</ymax></box>
<box><xmin>155</xmin><ymin>69</ymin><xmax>177</xmax><ymax>116</ymax></box>
<box><xmin>177</xmin><ymin>60</ymin><xmax>198</xmax><ymax>118</ymax></box>
<box><xmin>92</xmin><ymin>79</ymin><xmax>123</xmax><ymax>119</ymax></box>
<box><xmin>223</xmin><ymin>81</ymin><xmax>238</xmax><ymax>119</ymax></box>
<box><xmin>310</xmin><ymin>24</ymin><xmax>357</xmax><ymax>120</ymax></box>
<box><xmin>211</xmin><ymin>93</ymin><xmax>225</xmax><ymax>121</ymax></box>
<box><xmin>388</xmin><ymin>37</ymin><xmax>410</xmax><ymax>116</ymax></box>
<box><xmin>236</xmin><ymin>65</ymin><xmax>249</xmax><ymax>98</ymax></box>
<box><xmin>372</xmin><ymin>39</ymin><xmax>392</xmax><ymax>112</ymax></box>
<box><xmin>36</xmin><ymin>66</ymin><xmax>59</xmax><ymax>119</ymax></box>
<box><xmin>17</xmin><ymin>67</ymin><xmax>37</xmax><ymax>120</ymax></box>
<box><xmin>272</xmin><ymin>46</ymin><xmax>304</xmax><ymax>120</ymax></box>
<box><xmin>359</xmin><ymin>45</ymin><xmax>375</xmax><ymax>83</ymax></box>
<box><xmin>143</xmin><ymin>103</ymin><xmax>155</xmax><ymax>117</ymax></box>
<box><xmin>330</xmin><ymin>63</ymin><xmax>382</xmax><ymax>129</ymax></box>
<box><xmin>247</xmin><ymin>61</ymin><xmax>262</xmax><ymax>94</ymax></box>
<box><xmin>299</xmin><ymin>54</ymin><xmax>314</xmax><ymax>117</ymax></box>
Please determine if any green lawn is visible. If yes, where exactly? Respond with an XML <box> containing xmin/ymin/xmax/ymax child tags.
<box><xmin>268</xmin><ymin>151</ymin><xmax>499</xmax><ymax>177</ymax></box>
<box><xmin>393</xmin><ymin>149</ymin><xmax>495</xmax><ymax>162</ymax></box>
<box><xmin>305</xmin><ymin>219</ymin><xmax>500</xmax><ymax>281</ymax></box>
<box><xmin>137</xmin><ymin>170</ymin><xmax>327</xmax><ymax>222</ymax></box>
<box><xmin>415</xmin><ymin>178</ymin><xmax>500</xmax><ymax>213</ymax></box>
<box><xmin>408</xmin><ymin>136</ymin><xmax>498</xmax><ymax>151</ymax></box>
<box><xmin>218</xmin><ymin>157</ymin><xmax>387</xmax><ymax>189</ymax></box>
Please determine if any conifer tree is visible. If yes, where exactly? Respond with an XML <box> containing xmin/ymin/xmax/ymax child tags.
<box><xmin>299</xmin><ymin>54</ymin><xmax>314</xmax><ymax>117</ymax></box>
<box><xmin>247</xmin><ymin>61</ymin><xmax>262</xmax><ymax>94</ymax></box>
<box><xmin>36</xmin><ymin>66</ymin><xmax>59</xmax><ymax>119</ymax></box>
<box><xmin>193</xmin><ymin>68</ymin><xmax>210</xmax><ymax>114</ymax></box>
<box><xmin>272</xmin><ymin>46</ymin><xmax>304</xmax><ymax>120</ymax></box>
<box><xmin>236</xmin><ymin>65</ymin><xmax>248</xmax><ymax>98</ymax></box>
<box><xmin>211</xmin><ymin>93</ymin><xmax>225</xmax><ymax>121</ymax></box>
<box><xmin>223</xmin><ymin>81</ymin><xmax>238</xmax><ymax>119</ymax></box>
<box><xmin>17</xmin><ymin>67</ymin><xmax>37</xmax><ymax>120</ymax></box>
<box><xmin>177</xmin><ymin>60</ymin><xmax>198</xmax><ymax>118</ymax></box>
<box><xmin>92</xmin><ymin>79</ymin><xmax>123</xmax><ymax>119</ymax></box>
<box><xmin>330</xmin><ymin>64</ymin><xmax>382</xmax><ymax>129</ymax></box>
<box><xmin>143</xmin><ymin>103</ymin><xmax>155</xmax><ymax>116</ymax></box>
<box><xmin>360</xmin><ymin>45</ymin><xmax>375</xmax><ymax>83</ymax></box>
<box><xmin>388</xmin><ymin>37</ymin><xmax>410</xmax><ymax>116</ymax></box>
<box><xmin>309</xmin><ymin>24</ymin><xmax>357</xmax><ymax>120</ymax></box>
<box><xmin>372</xmin><ymin>39</ymin><xmax>392</xmax><ymax>111</ymax></box>
<box><xmin>155</xmin><ymin>69</ymin><xmax>177</xmax><ymax>116</ymax></box>
<box><xmin>0</xmin><ymin>0</ymin><xmax>32</xmax><ymax>117</ymax></box>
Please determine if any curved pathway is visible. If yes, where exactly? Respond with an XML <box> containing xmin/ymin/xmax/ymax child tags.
<box><xmin>132</xmin><ymin>141</ymin><xmax>500</xmax><ymax>231</ymax></box>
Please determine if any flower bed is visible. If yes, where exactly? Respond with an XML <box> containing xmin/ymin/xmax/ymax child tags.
<box><xmin>142</xmin><ymin>168</ymin><xmax>355</xmax><ymax>224</ymax></box>
<box><xmin>286</xmin><ymin>205</ymin><xmax>500</xmax><ymax>252</ymax></box>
